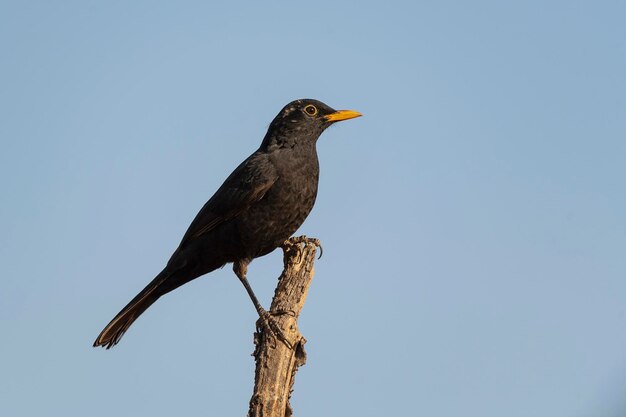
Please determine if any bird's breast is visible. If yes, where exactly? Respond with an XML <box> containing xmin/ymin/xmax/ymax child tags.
<box><xmin>237</xmin><ymin>149</ymin><xmax>319</xmax><ymax>257</ymax></box>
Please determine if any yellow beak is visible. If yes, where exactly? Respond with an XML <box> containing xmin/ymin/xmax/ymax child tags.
<box><xmin>324</xmin><ymin>109</ymin><xmax>363</xmax><ymax>122</ymax></box>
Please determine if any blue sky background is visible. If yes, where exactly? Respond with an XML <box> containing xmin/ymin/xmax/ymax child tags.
<box><xmin>1</xmin><ymin>1</ymin><xmax>625</xmax><ymax>416</ymax></box>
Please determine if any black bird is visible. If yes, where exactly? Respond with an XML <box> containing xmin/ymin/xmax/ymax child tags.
<box><xmin>93</xmin><ymin>99</ymin><xmax>361</xmax><ymax>348</ymax></box>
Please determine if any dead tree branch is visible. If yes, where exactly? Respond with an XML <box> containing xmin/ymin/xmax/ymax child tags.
<box><xmin>247</xmin><ymin>235</ymin><xmax>321</xmax><ymax>417</ymax></box>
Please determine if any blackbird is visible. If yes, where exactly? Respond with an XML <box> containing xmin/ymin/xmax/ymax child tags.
<box><xmin>93</xmin><ymin>99</ymin><xmax>361</xmax><ymax>348</ymax></box>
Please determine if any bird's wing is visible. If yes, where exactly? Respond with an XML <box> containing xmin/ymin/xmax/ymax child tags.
<box><xmin>177</xmin><ymin>152</ymin><xmax>278</xmax><ymax>247</ymax></box>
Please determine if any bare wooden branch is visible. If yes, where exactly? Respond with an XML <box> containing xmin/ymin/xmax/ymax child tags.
<box><xmin>247</xmin><ymin>236</ymin><xmax>321</xmax><ymax>417</ymax></box>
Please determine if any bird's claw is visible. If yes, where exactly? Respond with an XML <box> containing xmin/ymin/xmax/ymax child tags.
<box><xmin>281</xmin><ymin>235</ymin><xmax>323</xmax><ymax>260</ymax></box>
<box><xmin>258</xmin><ymin>309</ymin><xmax>292</xmax><ymax>349</ymax></box>
<box><xmin>273</xmin><ymin>308</ymin><xmax>297</xmax><ymax>318</ymax></box>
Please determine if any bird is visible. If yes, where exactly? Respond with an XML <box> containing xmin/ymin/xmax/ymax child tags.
<box><xmin>93</xmin><ymin>98</ymin><xmax>361</xmax><ymax>349</ymax></box>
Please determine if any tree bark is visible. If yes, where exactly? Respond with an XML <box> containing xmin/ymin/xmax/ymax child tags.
<box><xmin>247</xmin><ymin>236</ymin><xmax>321</xmax><ymax>417</ymax></box>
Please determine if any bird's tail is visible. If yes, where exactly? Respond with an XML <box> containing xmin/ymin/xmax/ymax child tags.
<box><xmin>93</xmin><ymin>272</ymin><xmax>168</xmax><ymax>349</ymax></box>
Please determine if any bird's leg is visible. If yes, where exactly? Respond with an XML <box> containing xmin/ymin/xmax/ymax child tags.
<box><xmin>233</xmin><ymin>260</ymin><xmax>292</xmax><ymax>349</ymax></box>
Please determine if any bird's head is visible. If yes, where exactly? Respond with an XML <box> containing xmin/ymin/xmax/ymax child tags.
<box><xmin>260</xmin><ymin>99</ymin><xmax>361</xmax><ymax>151</ymax></box>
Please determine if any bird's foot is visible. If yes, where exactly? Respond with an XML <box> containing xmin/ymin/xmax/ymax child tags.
<box><xmin>273</xmin><ymin>308</ymin><xmax>297</xmax><ymax>317</ymax></box>
<box><xmin>257</xmin><ymin>308</ymin><xmax>293</xmax><ymax>349</ymax></box>
<box><xmin>282</xmin><ymin>235</ymin><xmax>323</xmax><ymax>260</ymax></box>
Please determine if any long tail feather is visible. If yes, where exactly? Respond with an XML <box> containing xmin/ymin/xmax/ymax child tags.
<box><xmin>93</xmin><ymin>273</ymin><xmax>166</xmax><ymax>349</ymax></box>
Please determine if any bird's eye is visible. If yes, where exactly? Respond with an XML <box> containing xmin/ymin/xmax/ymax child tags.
<box><xmin>304</xmin><ymin>105</ymin><xmax>318</xmax><ymax>116</ymax></box>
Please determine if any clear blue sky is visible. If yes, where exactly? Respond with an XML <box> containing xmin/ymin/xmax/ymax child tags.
<box><xmin>1</xmin><ymin>1</ymin><xmax>625</xmax><ymax>416</ymax></box>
